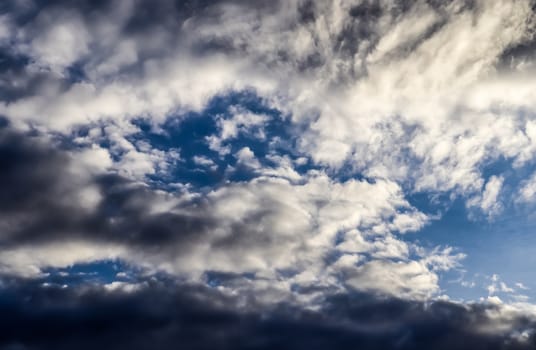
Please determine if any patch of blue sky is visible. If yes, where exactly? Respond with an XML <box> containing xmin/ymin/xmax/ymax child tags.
<box><xmin>329</xmin><ymin>160</ymin><xmax>371</xmax><ymax>184</ymax></box>
<box><xmin>401</xmin><ymin>157</ymin><xmax>536</xmax><ymax>302</ymax></box>
<box><xmin>405</xmin><ymin>194</ymin><xmax>536</xmax><ymax>302</ymax></box>
<box><xmin>65</xmin><ymin>62</ymin><xmax>87</xmax><ymax>83</ymax></box>
<box><xmin>41</xmin><ymin>260</ymin><xmax>139</xmax><ymax>287</ymax></box>
<box><xmin>129</xmin><ymin>90</ymin><xmax>316</xmax><ymax>190</ymax></box>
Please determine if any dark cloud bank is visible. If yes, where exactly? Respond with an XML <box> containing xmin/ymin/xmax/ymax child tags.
<box><xmin>0</xmin><ymin>124</ymin><xmax>202</xmax><ymax>249</ymax></box>
<box><xmin>0</xmin><ymin>278</ymin><xmax>535</xmax><ymax>350</ymax></box>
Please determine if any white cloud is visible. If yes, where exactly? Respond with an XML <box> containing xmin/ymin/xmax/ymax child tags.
<box><xmin>104</xmin><ymin>281</ymin><xmax>146</xmax><ymax>293</ymax></box>
<box><xmin>235</xmin><ymin>147</ymin><xmax>261</xmax><ymax>170</ymax></box>
<box><xmin>518</xmin><ymin>172</ymin><xmax>536</xmax><ymax>203</ymax></box>
<box><xmin>467</xmin><ymin>175</ymin><xmax>505</xmax><ymax>218</ymax></box>
<box><xmin>29</xmin><ymin>14</ymin><xmax>90</xmax><ymax>72</ymax></box>
<box><xmin>0</xmin><ymin>241</ymin><xmax>126</xmax><ymax>278</ymax></box>
<box><xmin>0</xmin><ymin>170</ymin><xmax>443</xmax><ymax>300</ymax></box>
<box><xmin>344</xmin><ymin>260</ymin><xmax>439</xmax><ymax>300</ymax></box>
<box><xmin>480</xmin><ymin>176</ymin><xmax>504</xmax><ymax>215</ymax></box>
<box><xmin>219</xmin><ymin>107</ymin><xmax>269</xmax><ymax>141</ymax></box>
<box><xmin>488</xmin><ymin>274</ymin><xmax>516</xmax><ymax>296</ymax></box>
<box><xmin>3</xmin><ymin>0</ymin><xmax>536</xmax><ymax>306</ymax></box>
<box><xmin>193</xmin><ymin>155</ymin><xmax>216</xmax><ymax>169</ymax></box>
<box><xmin>516</xmin><ymin>282</ymin><xmax>530</xmax><ymax>290</ymax></box>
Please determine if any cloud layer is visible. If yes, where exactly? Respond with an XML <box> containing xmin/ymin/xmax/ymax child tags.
<box><xmin>2</xmin><ymin>0</ymin><xmax>536</xmax><ymax>348</ymax></box>
<box><xmin>1</xmin><ymin>278</ymin><xmax>536</xmax><ymax>350</ymax></box>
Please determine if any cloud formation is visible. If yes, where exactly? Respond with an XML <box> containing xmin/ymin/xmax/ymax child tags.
<box><xmin>1</xmin><ymin>279</ymin><xmax>536</xmax><ymax>350</ymax></box>
<box><xmin>2</xmin><ymin>0</ymin><xmax>536</xmax><ymax>348</ymax></box>
<box><xmin>0</xmin><ymin>124</ymin><xmax>442</xmax><ymax>304</ymax></box>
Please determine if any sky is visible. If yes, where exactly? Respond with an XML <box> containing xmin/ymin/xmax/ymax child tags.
<box><xmin>2</xmin><ymin>0</ymin><xmax>536</xmax><ymax>349</ymax></box>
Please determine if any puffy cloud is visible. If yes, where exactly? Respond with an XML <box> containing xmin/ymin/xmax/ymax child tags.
<box><xmin>219</xmin><ymin>107</ymin><xmax>270</xmax><ymax>141</ymax></box>
<box><xmin>343</xmin><ymin>260</ymin><xmax>439</xmax><ymax>299</ymax></box>
<box><xmin>0</xmin><ymin>125</ymin><xmax>441</xmax><ymax>300</ymax></box>
<box><xmin>467</xmin><ymin>175</ymin><xmax>505</xmax><ymax>218</ymax></box>
<box><xmin>26</xmin><ymin>11</ymin><xmax>90</xmax><ymax>72</ymax></box>
<box><xmin>519</xmin><ymin>172</ymin><xmax>536</xmax><ymax>203</ymax></box>
<box><xmin>235</xmin><ymin>146</ymin><xmax>261</xmax><ymax>169</ymax></box>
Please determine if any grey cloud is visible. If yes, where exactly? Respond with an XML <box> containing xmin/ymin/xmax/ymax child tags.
<box><xmin>0</xmin><ymin>124</ymin><xmax>298</xmax><ymax>265</ymax></box>
<box><xmin>0</xmin><ymin>278</ymin><xmax>535</xmax><ymax>350</ymax></box>
<box><xmin>0</xmin><ymin>50</ymin><xmax>54</xmax><ymax>103</ymax></box>
<box><xmin>0</xmin><ymin>124</ymin><xmax>212</xmax><ymax>249</ymax></box>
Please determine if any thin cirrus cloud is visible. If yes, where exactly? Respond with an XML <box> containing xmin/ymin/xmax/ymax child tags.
<box><xmin>1</xmin><ymin>0</ymin><xmax>536</xmax><ymax>348</ymax></box>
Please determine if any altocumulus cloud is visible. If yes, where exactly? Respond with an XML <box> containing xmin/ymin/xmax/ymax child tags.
<box><xmin>1</xmin><ymin>0</ymin><xmax>536</xmax><ymax>349</ymax></box>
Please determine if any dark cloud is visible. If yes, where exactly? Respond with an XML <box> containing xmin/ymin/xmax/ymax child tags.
<box><xmin>0</xmin><ymin>50</ymin><xmax>45</xmax><ymax>103</ymax></box>
<box><xmin>0</xmin><ymin>124</ymin><xmax>217</xmax><ymax>251</ymax></box>
<box><xmin>0</xmin><ymin>278</ymin><xmax>534</xmax><ymax>350</ymax></box>
<box><xmin>0</xmin><ymin>124</ymin><xmax>297</xmax><ymax>258</ymax></box>
<box><xmin>0</xmin><ymin>126</ymin><xmax>65</xmax><ymax>213</ymax></box>
<box><xmin>497</xmin><ymin>21</ymin><xmax>536</xmax><ymax>72</ymax></box>
<box><xmin>349</xmin><ymin>1</ymin><xmax>383</xmax><ymax>19</ymax></box>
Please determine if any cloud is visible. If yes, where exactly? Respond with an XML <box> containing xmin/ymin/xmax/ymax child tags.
<box><xmin>2</xmin><ymin>0</ymin><xmax>536</xmax><ymax>347</ymax></box>
<box><xmin>235</xmin><ymin>146</ymin><xmax>261</xmax><ymax>169</ymax></box>
<box><xmin>0</xmin><ymin>279</ymin><xmax>535</xmax><ymax>350</ymax></box>
<box><xmin>488</xmin><ymin>274</ymin><xmax>516</xmax><ymax>297</ymax></box>
<box><xmin>467</xmin><ymin>175</ymin><xmax>505</xmax><ymax>218</ymax></box>
<box><xmin>343</xmin><ymin>260</ymin><xmax>439</xmax><ymax>299</ymax></box>
<box><xmin>0</xmin><ymin>124</ymin><xmax>445</xmax><ymax>301</ymax></box>
<box><xmin>1</xmin><ymin>0</ymin><xmax>535</xmax><ymax>205</ymax></box>
<box><xmin>518</xmin><ymin>172</ymin><xmax>536</xmax><ymax>203</ymax></box>
<box><xmin>480</xmin><ymin>176</ymin><xmax>505</xmax><ymax>216</ymax></box>
<box><xmin>26</xmin><ymin>10</ymin><xmax>90</xmax><ymax>73</ymax></box>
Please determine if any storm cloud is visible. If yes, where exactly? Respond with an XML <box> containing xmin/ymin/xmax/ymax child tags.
<box><xmin>0</xmin><ymin>279</ymin><xmax>535</xmax><ymax>350</ymax></box>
